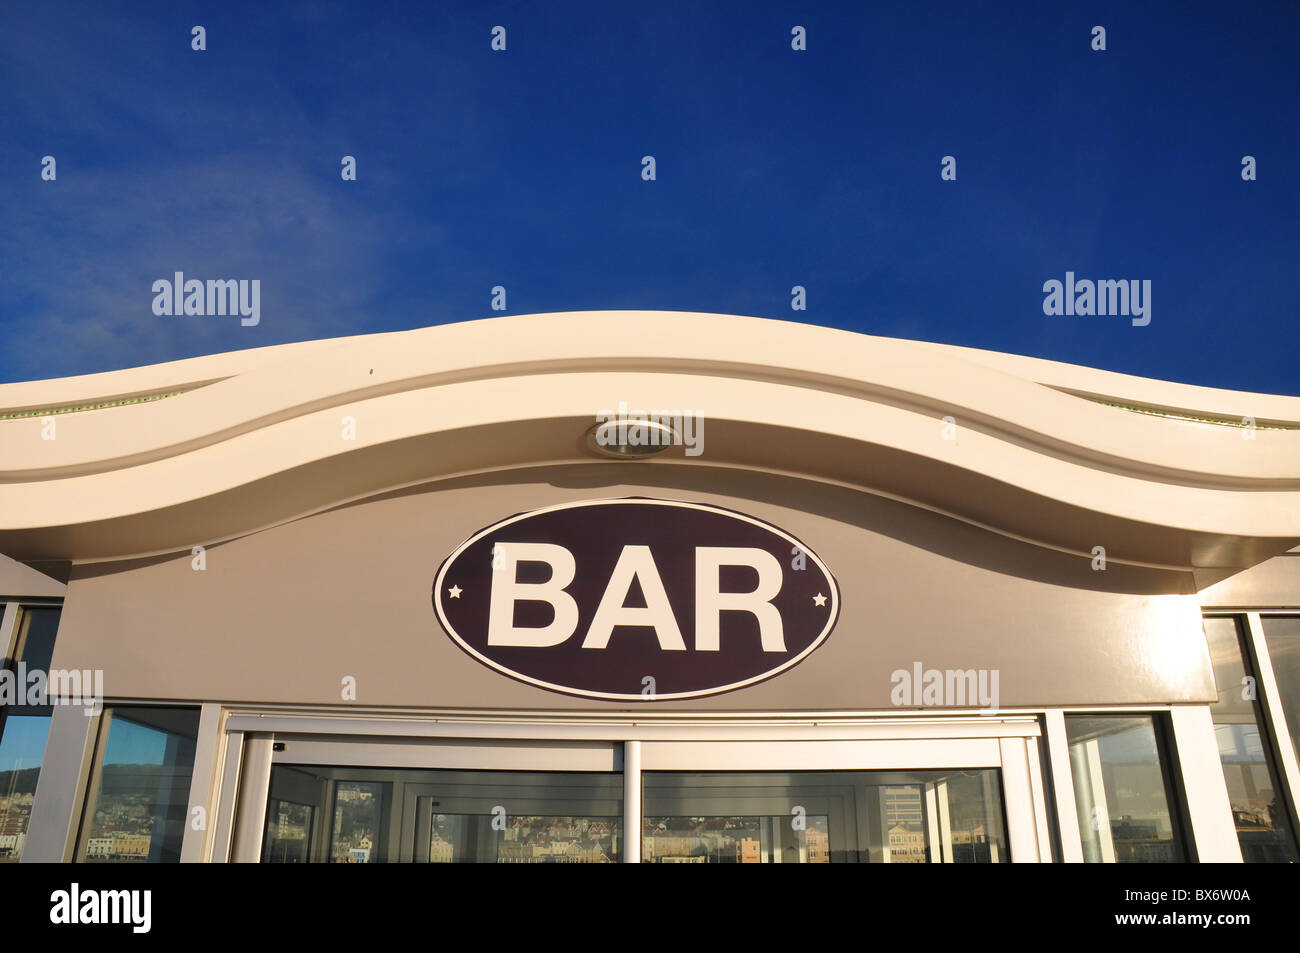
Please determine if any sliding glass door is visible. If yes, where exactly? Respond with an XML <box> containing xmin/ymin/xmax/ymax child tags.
<box><xmin>227</xmin><ymin>725</ymin><xmax>1045</xmax><ymax>863</ymax></box>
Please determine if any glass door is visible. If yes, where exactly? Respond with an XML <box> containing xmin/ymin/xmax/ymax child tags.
<box><xmin>239</xmin><ymin>736</ymin><xmax>623</xmax><ymax>863</ymax></box>
<box><xmin>641</xmin><ymin>768</ymin><xmax>1006</xmax><ymax>863</ymax></box>
<box><xmin>223</xmin><ymin>718</ymin><xmax>1050</xmax><ymax>862</ymax></box>
<box><xmin>405</xmin><ymin>772</ymin><xmax>623</xmax><ymax>863</ymax></box>
<box><xmin>637</xmin><ymin>734</ymin><xmax>1049</xmax><ymax>863</ymax></box>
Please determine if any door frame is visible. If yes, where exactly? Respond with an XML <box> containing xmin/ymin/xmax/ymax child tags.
<box><xmin>210</xmin><ymin>708</ymin><xmax>1052</xmax><ymax>863</ymax></box>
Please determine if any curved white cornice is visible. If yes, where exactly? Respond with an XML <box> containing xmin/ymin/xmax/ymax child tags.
<box><xmin>0</xmin><ymin>311</ymin><xmax>1297</xmax><ymax>567</ymax></box>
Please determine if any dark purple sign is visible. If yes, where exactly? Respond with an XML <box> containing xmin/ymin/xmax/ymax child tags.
<box><xmin>432</xmin><ymin>499</ymin><xmax>840</xmax><ymax>701</ymax></box>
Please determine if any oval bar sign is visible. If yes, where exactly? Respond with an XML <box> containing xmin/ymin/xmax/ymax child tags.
<box><xmin>433</xmin><ymin>499</ymin><xmax>840</xmax><ymax>701</ymax></box>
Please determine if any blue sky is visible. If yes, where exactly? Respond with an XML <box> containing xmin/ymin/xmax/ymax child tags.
<box><xmin>0</xmin><ymin>711</ymin><xmax>168</xmax><ymax>776</ymax></box>
<box><xmin>1</xmin><ymin>1</ymin><xmax>1297</xmax><ymax>394</ymax></box>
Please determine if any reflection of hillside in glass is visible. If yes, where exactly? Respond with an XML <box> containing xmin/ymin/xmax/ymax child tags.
<box><xmin>263</xmin><ymin>801</ymin><xmax>312</xmax><ymax>863</ymax></box>
<box><xmin>0</xmin><ymin>753</ymin><xmax>42</xmax><ymax>862</ymax></box>
<box><xmin>428</xmin><ymin>814</ymin><xmax>621</xmax><ymax>863</ymax></box>
<box><xmin>642</xmin><ymin>770</ymin><xmax>1005</xmax><ymax>863</ymax></box>
<box><xmin>76</xmin><ymin>708</ymin><xmax>200</xmax><ymax>863</ymax></box>
<box><xmin>330</xmin><ymin>782</ymin><xmax>381</xmax><ymax>863</ymax></box>
<box><xmin>643</xmin><ymin>815</ymin><xmax>830</xmax><ymax>863</ymax></box>
<box><xmin>264</xmin><ymin>765</ymin><xmax>625</xmax><ymax>863</ymax></box>
<box><xmin>0</xmin><ymin>608</ymin><xmax>63</xmax><ymax>863</ymax></box>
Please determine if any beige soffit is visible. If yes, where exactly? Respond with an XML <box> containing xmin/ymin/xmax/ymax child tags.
<box><xmin>0</xmin><ymin>310</ymin><xmax>1297</xmax><ymax>568</ymax></box>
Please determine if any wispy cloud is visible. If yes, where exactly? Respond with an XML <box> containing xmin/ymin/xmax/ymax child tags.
<box><xmin>4</xmin><ymin>159</ymin><xmax>415</xmax><ymax>380</ymax></box>
<box><xmin>0</xmin><ymin>3</ymin><xmax>460</xmax><ymax>382</ymax></box>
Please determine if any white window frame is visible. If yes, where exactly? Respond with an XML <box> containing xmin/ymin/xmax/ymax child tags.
<box><xmin>1244</xmin><ymin>612</ymin><xmax>1300</xmax><ymax>842</ymax></box>
<box><xmin>1044</xmin><ymin>704</ymin><xmax>1242</xmax><ymax>863</ymax></box>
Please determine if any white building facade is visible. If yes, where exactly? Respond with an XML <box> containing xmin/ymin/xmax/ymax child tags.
<box><xmin>0</xmin><ymin>311</ymin><xmax>1297</xmax><ymax>863</ymax></box>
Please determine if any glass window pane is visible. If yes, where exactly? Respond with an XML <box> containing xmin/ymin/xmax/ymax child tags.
<box><xmin>0</xmin><ymin>716</ymin><xmax>52</xmax><ymax>862</ymax></box>
<box><xmin>263</xmin><ymin>765</ymin><xmax>623</xmax><ymax>863</ymax></box>
<box><xmin>9</xmin><ymin>607</ymin><xmax>60</xmax><ymax>673</ymax></box>
<box><xmin>9</xmin><ymin>608</ymin><xmax>59</xmax><ymax>670</ymax></box>
<box><xmin>3</xmin><ymin>606</ymin><xmax>64</xmax><ymax>715</ymax></box>
<box><xmin>1204</xmin><ymin>617</ymin><xmax>1299</xmax><ymax>861</ymax></box>
<box><xmin>77</xmin><ymin>707</ymin><xmax>201</xmax><ymax>862</ymax></box>
<box><xmin>1066</xmin><ymin>714</ymin><xmax>1186</xmax><ymax>862</ymax></box>
<box><xmin>330</xmin><ymin>781</ymin><xmax>387</xmax><ymax>863</ymax></box>
<box><xmin>641</xmin><ymin>769</ymin><xmax>1006</xmax><ymax>863</ymax></box>
<box><xmin>263</xmin><ymin>800</ymin><xmax>314</xmax><ymax>864</ymax></box>
<box><xmin>0</xmin><ymin>606</ymin><xmax>63</xmax><ymax>862</ymax></box>
<box><xmin>1261</xmin><ymin>616</ymin><xmax>1300</xmax><ymax>765</ymax></box>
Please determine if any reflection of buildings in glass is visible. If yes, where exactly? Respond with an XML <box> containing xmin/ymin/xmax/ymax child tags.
<box><xmin>83</xmin><ymin>791</ymin><xmax>168</xmax><ymax>860</ymax></box>
<box><xmin>272</xmin><ymin>831</ymin><xmax>306</xmax><ymax>857</ymax></box>
<box><xmin>950</xmin><ymin>824</ymin><xmax>994</xmax><ymax>863</ymax></box>
<box><xmin>1109</xmin><ymin>816</ymin><xmax>1177</xmax><ymax>863</ymax></box>
<box><xmin>0</xmin><ymin>793</ymin><xmax>34</xmax><ymax>860</ymax></box>
<box><xmin>332</xmin><ymin>787</ymin><xmax>378</xmax><ymax>861</ymax></box>
<box><xmin>644</xmin><ymin>817</ymin><xmax>829</xmax><ymax>863</ymax></box>
<box><xmin>1220</xmin><ymin>758</ymin><xmax>1291</xmax><ymax>861</ymax></box>
<box><xmin>887</xmin><ymin>824</ymin><xmax>927</xmax><ymax>863</ymax></box>
<box><xmin>0</xmin><ymin>832</ymin><xmax>25</xmax><ymax>858</ymax></box>
<box><xmin>0</xmin><ymin>794</ymin><xmax>34</xmax><ymax>825</ymax></box>
<box><xmin>81</xmin><ymin>823</ymin><xmax>154</xmax><ymax>861</ymax></box>
<box><xmin>883</xmin><ymin>787</ymin><xmax>927</xmax><ymax>863</ymax></box>
<box><xmin>268</xmin><ymin>803</ymin><xmax>310</xmax><ymax>861</ymax></box>
<box><xmin>497</xmin><ymin>835</ymin><xmax>613</xmax><ymax>863</ymax></box>
<box><xmin>335</xmin><ymin>787</ymin><xmax>372</xmax><ymax>804</ymax></box>
<box><xmin>431</xmin><ymin>815</ymin><xmax>618</xmax><ymax>863</ymax></box>
<box><xmin>644</xmin><ymin>833</ymin><xmax>696</xmax><ymax>862</ymax></box>
<box><xmin>646</xmin><ymin>832</ymin><xmax>729</xmax><ymax>863</ymax></box>
<box><xmin>1233</xmin><ymin>806</ymin><xmax>1293</xmax><ymax>863</ymax></box>
<box><xmin>883</xmin><ymin>787</ymin><xmax>923</xmax><ymax>826</ymax></box>
<box><xmin>804</xmin><ymin>826</ymin><xmax>829</xmax><ymax>863</ymax></box>
<box><xmin>348</xmin><ymin>836</ymin><xmax>373</xmax><ymax>863</ymax></box>
<box><xmin>109</xmin><ymin>833</ymin><xmax>151</xmax><ymax>859</ymax></box>
<box><xmin>0</xmin><ymin>769</ymin><xmax>37</xmax><ymax>862</ymax></box>
<box><xmin>644</xmin><ymin>818</ymin><xmax>760</xmax><ymax>864</ymax></box>
<box><xmin>429</xmin><ymin>835</ymin><xmax>455</xmax><ymax>863</ymax></box>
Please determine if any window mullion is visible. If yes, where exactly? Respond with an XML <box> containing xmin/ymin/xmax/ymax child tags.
<box><xmin>1244</xmin><ymin>612</ymin><xmax>1300</xmax><ymax>840</ymax></box>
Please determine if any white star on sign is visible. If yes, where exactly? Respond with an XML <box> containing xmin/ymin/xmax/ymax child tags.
<box><xmin>448</xmin><ymin>585</ymin><xmax>463</xmax><ymax>599</ymax></box>
<box><xmin>813</xmin><ymin>592</ymin><xmax>827</xmax><ymax>607</ymax></box>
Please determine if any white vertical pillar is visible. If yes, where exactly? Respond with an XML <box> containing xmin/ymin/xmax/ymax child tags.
<box><xmin>623</xmin><ymin>740</ymin><xmax>641</xmax><ymax>864</ymax></box>
<box><xmin>935</xmin><ymin>780</ymin><xmax>953</xmax><ymax>862</ymax></box>
<box><xmin>229</xmin><ymin>733</ymin><xmax>273</xmax><ymax>863</ymax></box>
<box><xmin>20</xmin><ymin>704</ymin><xmax>98</xmax><ymax>862</ymax></box>
<box><xmin>1073</xmin><ymin>737</ymin><xmax>1117</xmax><ymax>862</ymax></box>
<box><xmin>180</xmin><ymin>703</ymin><xmax>224</xmax><ymax>862</ymax></box>
<box><xmin>999</xmin><ymin>737</ymin><xmax>1045</xmax><ymax>862</ymax></box>
<box><xmin>1043</xmin><ymin>710</ymin><xmax>1084</xmax><ymax>862</ymax></box>
<box><xmin>1169</xmin><ymin>705</ymin><xmax>1243</xmax><ymax>862</ymax></box>
<box><xmin>208</xmin><ymin>731</ymin><xmax>246</xmax><ymax>863</ymax></box>
<box><xmin>923</xmin><ymin>783</ymin><xmax>941</xmax><ymax>862</ymax></box>
<box><xmin>1024</xmin><ymin>736</ymin><xmax>1056</xmax><ymax>862</ymax></box>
